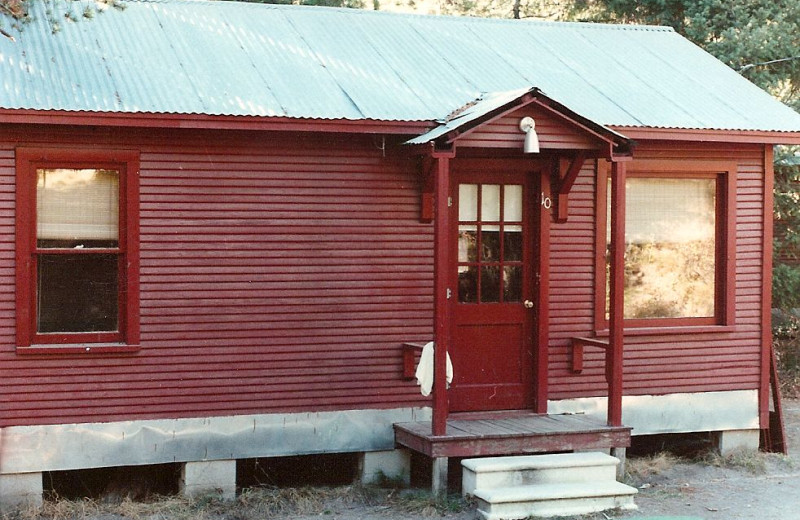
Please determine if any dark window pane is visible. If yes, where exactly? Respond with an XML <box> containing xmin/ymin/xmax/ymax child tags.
<box><xmin>37</xmin><ymin>254</ymin><xmax>119</xmax><ymax>333</ymax></box>
<box><xmin>504</xmin><ymin>228</ymin><xmax>522</xmax><ymax>262</ymax></box>
<box><xmin>458</xmin><ymin>227</ymin><xmax>478</xmax><ymax>263</ymax></box>
<box><xmin>458</xmin><ymin>266</ymin><xmax>478</xmax><ymax>303</ymax></box>
<box><xmin>482</xmin><ymin>229</ymin><xmax>500</xmax><ymax>261</ymax></box>
<box><xmin>504</xmin><ymin>266</ymin><xmax>522</xmax><ymax>302</ymax></box>
<box><xmin>481</xmin><ymin>266</ymin><xmax>500</xmax><ymax>303</ymax></box>
<box><xmin>37</xmin><ymin>239</ymin><xmax>119</xmax><ymax>249</ymax></box>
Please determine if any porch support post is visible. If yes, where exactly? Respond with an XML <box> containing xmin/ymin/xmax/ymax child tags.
<box><xmin>431</xmin><ymin>457</ymin><xmax>449</xmax><ymax>497</ymax></box>
<box><xmin>432</xmin><ymin>148</ymin><xmax>453</xmax><ymax>437</ymax></box>
<box><xmin>607</xmin><ymin>160</ymin><xmax>626</xmax><ymax>427</ymax></box>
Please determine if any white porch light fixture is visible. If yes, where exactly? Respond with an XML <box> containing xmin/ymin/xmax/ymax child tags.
<box><xmin>519</xmin><ymin>116</ymin><xmax>540</xmax><ymax>154</ymax></box>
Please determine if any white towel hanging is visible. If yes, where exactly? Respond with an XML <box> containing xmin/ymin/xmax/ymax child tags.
<box><xmin>414</xmin><ymin>341</ymin><xmax>453</xmax><ymax>396</ymax></box>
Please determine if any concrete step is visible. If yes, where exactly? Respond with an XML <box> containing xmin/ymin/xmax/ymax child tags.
<box><xmin>472</xmin><ymin>480</ymin><xmax>638</xmax><ymax>520</ymax></box>
<box><xmin>462</xmin><ymin>452</ymin><xmax>620</xmax><ymax>496</ymax></box>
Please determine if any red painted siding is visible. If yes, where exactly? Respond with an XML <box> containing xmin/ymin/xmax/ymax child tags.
<box><xmin>0</xmin><ymin>126</ymin><xmax>433</xmax><ymax>426</ymax></box>
<box><xmin>548</xmin><ymin>143</ymin><xmax>767</xmax><ymax>399</ymax></box>
<box><xmin>0</xmin><ymin>122</ymin><xmax>769</xmax><ymax>428</ymax></box>
<box><xmin>457</xmin><ymin>106</ymin><xmax>600</xmax><ymax>150</ymax></box>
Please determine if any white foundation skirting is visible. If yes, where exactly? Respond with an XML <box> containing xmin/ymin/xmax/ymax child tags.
<box><xmin>0</xmin><ymin>390</ymin><xmax>759</xmax><ymax>476</ymax></box>
<box><xmin>548</xmin><ymin>389</ymin><xmax>759</xmax><ymax>436</ymax></box>
<box><xmin>0</xmin><ymin>407</ymin><xmax>432</xmax><ymax>475</ymax></box>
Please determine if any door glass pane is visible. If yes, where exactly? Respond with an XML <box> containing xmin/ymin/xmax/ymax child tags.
<box><xmin>504</xmin><ymin>266</ymin><xmax>522</xmax><ymax>302</ymax></box>
<box><xmin>481</xmin><ymin>184</ymin><xmax>500</xmax><ymax>221</ymax></box>
<box><xmin>37</xmin><ymin>169</ymin><xmax>119</xmax><ymax>249</ymax></box>
<box><xmin>504</xmin><ymin>226</ymin><xmax>522</xmax><ymax>262</ymax></box>
<box><xmin>458</xmin><ymin>180</ymin><xmax>526</xmax><ymax>305</ymax></box>
<box><xmin>459</xmin><ymin>184</ymin><xmax>478</xmax><ymax>222</ymax></box>
<box><xmin>458</xmin><ymin>225</ymin><xmax>478</xmax><ymax>262</ymax></box>
<box><xmin>458</xmin><ymin>265</ymin><xmax>478</xmax><ymax>303</ymax></box>
<box><xmin>504</xmin><ymin>185</ymin><xmax>523</xmax><ymax>222</ymax></box>
<box><xmin>481</xmin><ymin>266</ymin><xmax>500</xmax><ymax>302</ymax></box>
<box><xmin>481</xmin><ymin>228</ymin><xmax>500</xmax><ymax>261</ymax></box>
<box><xmin>37</xmin><ymin>254</ymin><xmax>119</xmax><ymax>333</ymax></box>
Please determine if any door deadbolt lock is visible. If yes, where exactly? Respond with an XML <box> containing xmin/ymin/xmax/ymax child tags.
<box><xmin>523</xmin><ymin>300</ymin><xmax>534</xmax><ymax>309</ymax></box>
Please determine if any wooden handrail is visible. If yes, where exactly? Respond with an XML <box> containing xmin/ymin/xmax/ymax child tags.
<box><xmin>402</xmin><ymin>342</ymin><xmax>425</xmax><ymax>380</ymax></box>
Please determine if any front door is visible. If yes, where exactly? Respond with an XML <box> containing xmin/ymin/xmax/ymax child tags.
<box><xmin>449</xmin><ymin>166</ymin><xmax>536</xmax><ymax>412</ymax></box>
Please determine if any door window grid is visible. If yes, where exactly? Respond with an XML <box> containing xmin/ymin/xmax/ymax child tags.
<box><xmin>458</xmin><ymin>183</ymin><xmax>523</xmax><ymax>303</ymax></box>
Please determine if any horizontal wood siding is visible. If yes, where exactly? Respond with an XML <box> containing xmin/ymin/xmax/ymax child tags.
<box><xmin>549</xmin><ymin>143</ymin><xmax>766</xmax><ymax>399</ymax></box>
<box><xmin>457</xmin><ymin>106</ymin><xmax>599</xmax><ymax>150</ymax></box>
<box><xmin>0</xmin><ymin>123</ymin><xmax>769</xmax><ymax>427</ymax></box>
<box><xmin>0</xmin><ymin>126</ymin><xmax>433</xmax><ymax>426</ymax></box>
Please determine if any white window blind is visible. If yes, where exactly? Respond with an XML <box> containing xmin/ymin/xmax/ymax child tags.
<box><xmin>36</xmin><ymin>169</ymin><xmax>119</xmax><ymax>243</ymax></box>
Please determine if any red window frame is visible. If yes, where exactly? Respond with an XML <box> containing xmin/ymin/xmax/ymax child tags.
<box><xmin>595</xmin><ymin>160</ymin><xmax>736</xmax><ymax>333</ymax></box>
<box><xmin>15</xmin><ymin>148</ymin><xmax>140</xmax><ymax>354</ymax></box>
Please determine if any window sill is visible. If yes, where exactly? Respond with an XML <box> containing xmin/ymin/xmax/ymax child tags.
<box><xmin>594</xmin><ymin>325</ymin><xmax>736</xmax><ymax>337</ymax></box>
<box><xmin>16</xmin><ymin>344</ymin><xmax>141</xmax><ymax>355</ymax></box>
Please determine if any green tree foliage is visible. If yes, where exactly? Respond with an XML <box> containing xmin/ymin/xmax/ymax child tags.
<box><xmin>774</xmin><ymin>148</ymin><xmax>800</xmax><ymax>309</ymax></box>
<box><xmin>570</xmin><ymin>0</ymin><xmax>800</xmax><ymax>110</ymax></box>
<box><xmin>223</xmin><ymin>0</ymin><xmax>366</xmax><ymax>8</ymax></box>
<box><xmin>0</xmin><ymin>0</ymin><xmax>126</xmax><ymax>37</ymax></box>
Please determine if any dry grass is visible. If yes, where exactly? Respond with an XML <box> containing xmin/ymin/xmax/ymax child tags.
<box><xmin>2</xmin><ymin>485</ymin><xmax>466</xmax><ymax>520</ymax></box>
<box><xmin>625</xmin><ymin>452</ymin><xmax>681</xmax><ymax>483</ymax></box>
<box><xmin>4</xmin><ymin>495</ymin><xmax>211</xmax><ymax>520</ymax></box>
<box><xmin>699</xmin><ymin>447</ymin><xmax>772</xmax><ymax>474</ymax></box>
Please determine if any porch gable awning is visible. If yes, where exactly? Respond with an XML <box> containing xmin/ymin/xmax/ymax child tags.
<box><xmin>406</xmin><ymin>87</ymin><xmax>635</xmax><ymax>159</ymax></box>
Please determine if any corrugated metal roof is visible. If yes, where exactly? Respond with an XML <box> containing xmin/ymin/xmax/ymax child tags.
<box><xmin>2</xmin><ymin>0</ymin><xmax>800</xmax><ymax>133</ymax></box>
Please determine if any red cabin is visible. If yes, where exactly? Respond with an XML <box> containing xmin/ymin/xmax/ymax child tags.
<box><xmin>1</xmin><ymin>0</ymin><xmax>799</xmax><ymax>508</ymax></box>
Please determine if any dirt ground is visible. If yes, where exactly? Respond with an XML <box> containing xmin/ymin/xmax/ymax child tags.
<box><xmin>615</xmin><ymin>398</ymin><xmax>800</xmax><ymax>520</ymax></box>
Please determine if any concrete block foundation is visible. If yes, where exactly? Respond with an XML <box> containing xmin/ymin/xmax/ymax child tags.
<box><xmin>359</xmin><ymin>449</ymin><xmax>411</xmax><ymax>486</ymax></box>
<box><xmin>180</xmin><ymin>460</ymin><xmax>236</xmax><ymax>500</ymax></box>
<box><xmin>0</xmin><ymin>472</ymin><xmax>43</xmax><ymax>510</ymax></box>
<box><xmin>713</xmin><ymin>429</ymin><xmax>760</xmax><ymax>455</ymax></box>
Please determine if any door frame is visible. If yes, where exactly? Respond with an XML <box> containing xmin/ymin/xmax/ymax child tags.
<box><xmin>448</xmin><ymin>157</ymin><xmax>552</xmax><ymax>414</ymax></box>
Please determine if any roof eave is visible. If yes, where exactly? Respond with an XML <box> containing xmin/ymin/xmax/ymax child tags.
<box><xmin>0</xmin><ymin>109</ymin><xmax>433</xmax><ymax>135</ymax></box>
<box><xmin>611</xmin><ymin>126</ymin><xmax>800</xmax><ymax>145</ymax></box>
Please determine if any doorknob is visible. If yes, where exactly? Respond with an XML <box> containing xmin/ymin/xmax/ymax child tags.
<box><xmin>523</xmin><ymin>300</ymin><xmax>534</xmax><ymax>309</ymax></box>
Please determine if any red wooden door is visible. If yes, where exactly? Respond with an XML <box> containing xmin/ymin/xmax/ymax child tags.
<box><xmin>449</xmin><ymin>167</ymin><xmax>535</xmax><ymax>412</ymax></box>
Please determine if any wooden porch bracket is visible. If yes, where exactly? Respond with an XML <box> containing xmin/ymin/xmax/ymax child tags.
<box><xmin>402</xmin><ymin>342</ymin><xmax>425</xmax><ymax>380</ymax></box>
<box><xmin>553</xmin><ymin>152</ymin><xmax>587</xmax><ymax>223</ymax></box>
<box><xmin>569</xmin><ymin>336</ymin><xmax>610</xmax><ymax>374</ymax></box>
<box><xmin>418</xmin><ymin>156</ymin><xmax>435</xmax><ymax>223</ymax></box>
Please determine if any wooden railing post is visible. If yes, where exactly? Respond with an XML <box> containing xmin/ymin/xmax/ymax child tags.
<box><xmin>607</xmin><ymin>161</ymin><xmax>626</xmax><ymax>427</ymax></box>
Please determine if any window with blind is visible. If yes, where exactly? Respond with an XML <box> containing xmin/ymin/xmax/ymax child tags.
<box><xmin>16</xmin><ymin>149</ymin><xmax>140</xmax><ymax>351</ymax></box>
<box><xmin>597</xmin><ymin>161</ymin><xmax>736</xmax><ymax>329</ymax></box>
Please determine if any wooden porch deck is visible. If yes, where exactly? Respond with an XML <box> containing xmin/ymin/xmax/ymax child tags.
<box><xmin>394</xmin><ymin>412</ymin><xmax>631</xmax><ymax>459</ymax></box>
